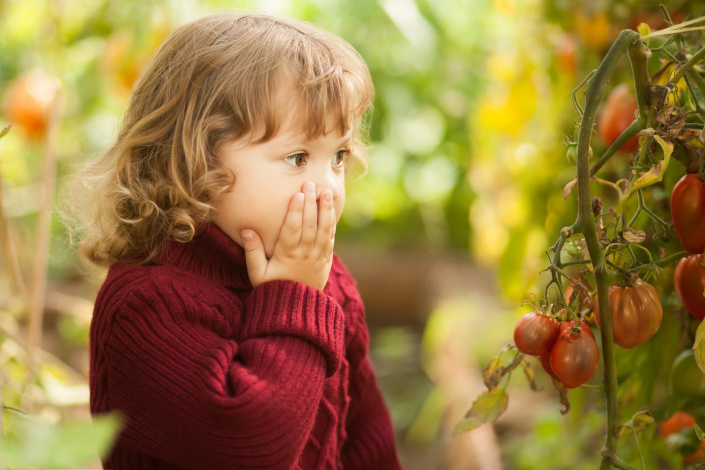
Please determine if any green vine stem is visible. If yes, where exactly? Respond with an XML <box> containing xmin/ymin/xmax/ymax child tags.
<box><xmin>571</xmin><ymin>28</ymin><xmax>642</xmax><ymax>470</ymax></box>
<box><xmin>590</xmin><ymin>119</ymin><xmax>644</xmax><ymax>177</ymax></box>
<box><xmin>671</xmin><ymin>43</ymin><xmax>705</xmax><ymax>84</ymax></box>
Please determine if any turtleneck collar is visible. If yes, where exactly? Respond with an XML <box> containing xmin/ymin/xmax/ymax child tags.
<box><xmin>154</xmin><ymin>221</ymin><xmax>253</xmax><ymax>290</ymax></box>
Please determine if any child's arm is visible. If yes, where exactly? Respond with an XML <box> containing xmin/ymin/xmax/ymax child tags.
<box><xmin>342</xmin><ymin>355</ymin><xmax>403</xmax><ymax>470</ymax></box>
<box><xmin>96</xmin><ymin>272</ymin><xmax>344</xmax><ymax>469</ymax></box>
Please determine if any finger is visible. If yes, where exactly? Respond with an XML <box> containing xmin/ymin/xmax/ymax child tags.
<box><xmin>278</xmin><ymin>192</ymin><xmax>305</xmax><ymax>251</ymax></box>
<box><xmin>241</xmin><ymin>229</ymin><xmax>267</xmax><ymax>288</ymax></box>
<box><xmin>323</xmin><ymin>218</ymin><xmax>336</xmax><ymax>261</ymax></box>
<box><xmin>300</xmin><ymin>181</ymin><xmax>318</xmax><ymax>246</ymax></box>
<box><xmin>315</xmin><ymin>189</ymin><xmax>335</xmax><ymax>247</ymax></box>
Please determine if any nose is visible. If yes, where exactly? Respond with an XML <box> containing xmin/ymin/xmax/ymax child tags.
<box><xmin>313</xmin><ymin>171</ymin><xmax>340</xmax><ymax>201</ymax></box>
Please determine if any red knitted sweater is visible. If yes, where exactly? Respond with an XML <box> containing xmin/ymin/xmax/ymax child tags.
<box><xmin>89</xmin><ymin>222</ymin><xmax>402</xmax><ymax>469</ymax></box>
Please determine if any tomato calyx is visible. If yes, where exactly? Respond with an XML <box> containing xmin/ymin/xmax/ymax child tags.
<box><xmin>622</xmin><ymin>270</ymin><xmax>641</xmax><ymax>288</ymax></box>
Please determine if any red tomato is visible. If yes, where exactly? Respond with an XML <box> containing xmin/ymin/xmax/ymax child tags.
<box><xmin>514</xmin><ymin>313</ymin><xmax>560</xmax><ymax>356</ymax></box>
<box><xmin>593</xmin><ymin>279</ymin><xmax>663</xmax><ymax>348</ymax></box>
<box><xmin>549</xmin><ymin>321</ymin><xmax>600</xmax><ymax>389</ymax></box>
<box><xmin>659</xmin><ymin>411</ymin><xmax>705</xmax><ymax>464</ymax></box>
<box><xmin>674</xmin><ymin>254</ymin><xmax>705</xmax><ymax>320</ymax></box>
<box><xmin>597</xmin><ymin>84</ymin><xmax>640</xmax><ymax>153</ymax></box>
<box><xmin>659</xmin><ymin>411</ymin><xmax>696</xmax><ymax>438</ymax></box>
<box><xmin>539</xmin><ymin>353</ymin><xmax>559</xmax><ymax>380</ymax></box>
<box><xmin>555</xmin><ymin>34</ymin><xmax>577</xmax><ymax>76</ymax></box>
<box><xmin>1</xmin><ymin>70</ymin><xmax>58</xmax><ymax>139</ymax></box>
<box><xmin>671</xmin><ymin>173</ymin><xmax>705</xmax><ymax>254</ymax></box>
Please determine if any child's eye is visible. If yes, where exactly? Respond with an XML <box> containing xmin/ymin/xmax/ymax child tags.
<box><xmin>284</xmin><ymin>153</ymin><xmax>307</xmax><ymax>167</ymax></box>
<box><xmin>332</xmin><ymin>149</ymin><xmax>349</xmax><ymax>168</ymax></box>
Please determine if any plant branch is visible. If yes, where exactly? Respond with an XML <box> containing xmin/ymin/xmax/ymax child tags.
<box><xmin>571</xmin><ymin>28</ymin><xmax>641</xmax><ymax>470</ymax></box>
<box><xmin>672</xmin><ymin>45</ymin><xmax>705</xmax><ymax>84</ymax></box>
<box><xmin>589</xmin><ymin>119</ymin><xmax>644</xmax><ymax>177</ymax></box>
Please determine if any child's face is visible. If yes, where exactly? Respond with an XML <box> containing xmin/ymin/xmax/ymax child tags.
<box><xmin>212</xmin><ymin>118</ymin><xmax>349</xmax><ymax>258</ymax></box>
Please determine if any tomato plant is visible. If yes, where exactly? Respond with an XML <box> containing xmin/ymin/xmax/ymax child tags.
<box><xmin>593</xmin><ymin>279</ymin><xmax>663</xmax><ymax>348</ymax></box>
<box><xmin>674</xmin><ymin>254</ymin><xmax>705</xmax><ymax>321</ymax></box>
<box><xmin>456</xmin><ymin>12</ymin><xmax>705</xmax><ymax>468</ymax></box>
<box><xmin>670</xmin><ymin>173</ymin><xmax>705</xmax><ymax>254</ymax></box>
<box><xmin>597</xmin><ymin>84</ymin><xmax>640</xmax><ymax>153</ymax></box>
<box><xmin>513</xmin><ymin>312</ymin><xmax>559</xmax><ymax>356</ymax></box>
<box><xmin>549</xmin><ymin>321</ymin><xmax>599</xmax><ymax>389</ymax></box>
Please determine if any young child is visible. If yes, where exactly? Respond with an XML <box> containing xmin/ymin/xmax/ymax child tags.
<box><xmin>74</xmin><ymin>11</ymin><xmax>402</xmax><ymax>469</ymax></box>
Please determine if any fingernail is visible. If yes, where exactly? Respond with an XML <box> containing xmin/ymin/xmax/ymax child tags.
<box><xmin>306</xmin><ymin>182</ymin><xmax>315</xmax><ymax>193</ymax></box>
<box><xmin>324</xmin><ymin>191</ymin><xmax>333</xmax><ymax>203</ymax></box>
<box><xmin>241</xmin><ymin>229</ymin><xmax>253</xmax><ymax>241</ymax></box>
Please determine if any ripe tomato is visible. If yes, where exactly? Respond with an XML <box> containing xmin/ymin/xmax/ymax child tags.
<box><xmin>597</xmin><ymin>84</ymin><xmax>640</xmax><ymax>153</ymax></box>
<box><xmin>549</xmin><ymin>321</ymin><xmax>599</xmax><ymax>389</ymax></box>
<box><xmin>671</xmin><ymin>173</ymin><xmax>705</xmax><ymax>254</ymax></box>
<box><xmin>593</xmin><ymin>279</ymin><xmax>663</xmax><ymax>348</ymax></box>
<box><xmin>659</xmin><ymin>410</ymin><xmax>705</xmax><ymax>464</ymax></box>
<box><xmin>659</xmin><ymin>411</ymin><xmax>696</xmax><ymax>438</ymax></box>
<box><xmin>669</xmin><ymin>350</ymin><xmax>705</xmax><ymax>397</ymax></box>
<box><xmin>555</xmin><ymin>34</ymin><xmax>577</xmax><ymax>76</ymax></box>
<box><xmin>514</xmin><ymin>313</ymin><xmax>559</xmax><ymax>356</ymax></box>
<box><xmin>539</xmin><ymin>353</ymin><xmax>559</xmax><ymax>381</ymax></box>
<box><xmin>1</xmin><ymin>70</ymin><xmax>59</xmax><ymax>139</ymax></box>
<box><xmin>674</xmin><ymin>254</ymin><xmax>705</xmax><ymax>321</ymax></box>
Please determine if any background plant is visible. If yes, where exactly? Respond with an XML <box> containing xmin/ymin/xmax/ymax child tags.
<box><xmin>455</xmin><ymin>7</ymin><xmax>705</xmax><ymax>469</ymax></box>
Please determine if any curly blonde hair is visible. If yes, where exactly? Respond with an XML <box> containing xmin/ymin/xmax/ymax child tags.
<box><xmin>70</xmin><ymin>11</ymin><xmax>374</xmax><ymax>267</ymax></box>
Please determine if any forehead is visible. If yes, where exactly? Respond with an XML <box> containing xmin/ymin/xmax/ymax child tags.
<box><xmin>249</xmin><ymin>80</ymin><xmax>353</xmax><ymax>143</ymax></box>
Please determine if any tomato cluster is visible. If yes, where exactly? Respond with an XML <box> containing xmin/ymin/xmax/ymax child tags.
<box><xmin>514</xmin><ymin>314</ymin><xmax>599</xmax><ymax>389</ymax></box>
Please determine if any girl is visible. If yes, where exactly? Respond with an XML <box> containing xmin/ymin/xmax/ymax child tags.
<box><xmin>73</xmin><ymin>11</ymin><xmax>402</xmax><ymax>470</ymax></box>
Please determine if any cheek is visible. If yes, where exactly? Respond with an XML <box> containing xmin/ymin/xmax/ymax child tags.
<box><xmin>334</xmin><ymin>189</ymin><xmax>345</xmax><ymax>222</ymax></box>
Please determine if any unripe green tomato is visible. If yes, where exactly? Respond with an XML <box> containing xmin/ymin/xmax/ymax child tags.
<box><xmin>566</xmin><ymin>145</ymin><xmax>593</xmax><ymax>165</ymax></box>
<box><xmin>669</xmin><ymin>350</ymin><xmax>705</xmax><ymax>397</ymax></box>
<box><xmin>565</xmin><ymin>241</ymin><xmax>581</xmax><ymax>257</ymax></box>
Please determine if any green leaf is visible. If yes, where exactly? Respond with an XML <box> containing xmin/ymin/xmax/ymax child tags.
<box><xmin>43</xmin><ymin>413</ymin><xmax>124</xmax><ymax>467</ymax></box>
<box><xmin>695</xmin><ymin>319</ymin><xmax>705</xmax><ymax>375</ymax></box>
<box><xmin>696</xmin><ymin>423</ymin><xmax>705</xmax><ymax>442</ymax></box>
<box><xmin>0</xmin><ymin>125</ymin><xmax>10</xmax><ymax>140</ymax></box>
<box><xmin>615</xmin><ymin>410</ymin><xmax>654</xmax><ymax>438</ymax></box>
<box><xmin>0</xmin><ymin>413</ymin><xmax>122</xmax><ymax>468</ymax></box>
<box><xmin>452</xmin><ymin>387</ymin><xmax>508</xmax><ymax>435</ymax></box>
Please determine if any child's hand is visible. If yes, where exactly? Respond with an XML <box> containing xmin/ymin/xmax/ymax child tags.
<box><xmin>241</xmin><ymin>182</ymin><xmax>336</xmax><ymax>291</ymax></box>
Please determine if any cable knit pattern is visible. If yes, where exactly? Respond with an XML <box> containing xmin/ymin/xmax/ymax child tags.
<box><xmin>89</xmin><ymin>222</ymin><xmax>402</xmax><ymax>469</ymax></box>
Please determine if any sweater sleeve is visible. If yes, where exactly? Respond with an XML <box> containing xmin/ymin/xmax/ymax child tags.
<box><xmin>99</xmin><ymin>274</ymin><xmax>344</xmax><ymax>470</ymax></box>
<box><xmin>326</xmin><ymin>258</ymin><xmax>403</xmax><ymax>469</ymax></box>
<box><xmin>340</xmin><ymin>353</ymin><xmax>403</xmax><ymax>469</ymax></box>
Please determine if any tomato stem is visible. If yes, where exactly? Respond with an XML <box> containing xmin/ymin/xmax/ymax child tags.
<box><xmin>589</xmin><ymin>119</ymin><xmax>643</xmax><ymax>178</ymax></box>
<box><xmin>671</xmin><ymin>44</ymin><xmax>705</xmax><ymax>85</ymax></box>
<box><xmin>571</xmin><ymin>27</ymin><xmax>640</xmax><ymax>470</ymax></box>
